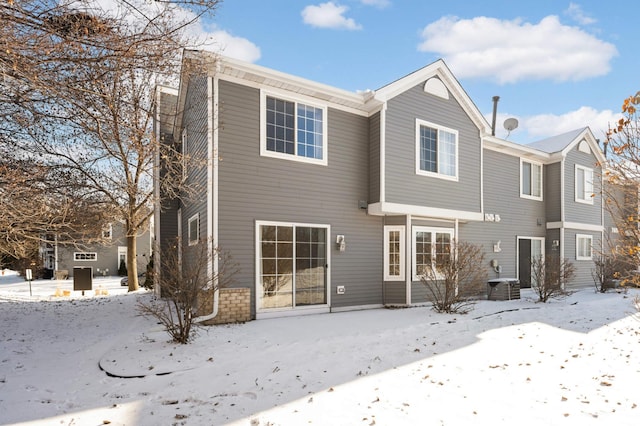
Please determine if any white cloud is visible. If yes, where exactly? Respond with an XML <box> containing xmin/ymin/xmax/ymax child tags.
<box><xmin>74</xmin><ymin>0</ymin><xmax>261</xmax><ymax>63</ymax></box>
<box><xmin>197</xmin><ymin>29</ymin><xmax>261</xmax><ymax>63</ymax></box>
<box><xmin>490</xmin><ymin>107</ymin><xmax>621</xmax><ymax>142</ymax></box>
<box><xmin>302</xmin><ymin>2</ymin><xmax>362</xmax><ymax>30</ymax></box>
<box><xmin>418</xmin><ymin>15</ymin><xmax>617</xmax><ymax>84</ymax></box>
<box><xmin>565</xmin><ymin>3</ymin><xmax>596</xmax><ymax>25</ymax></box>
<box><xmin>360</xmin><ymin>0</ymin><xmax>391</xmax><ymax>8</ymax></box>
<box><xmin>524</xmin><ymin>106</ymin><xmax>619</xmax><ymax>140</ymax></box>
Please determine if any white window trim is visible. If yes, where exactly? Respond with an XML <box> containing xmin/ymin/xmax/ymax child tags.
<box><xmin>259</xmin><ymin>90</ymin><xmax>328</xmax><ymax>166</ymax></box>
<box><xmin>576</xmin><ymin>234</ymin><xmax>593</xmax><ymax>260</ymax></box>
<box><xmin>575</xmin><ymin>164</ymin><xmax>594</xmax><ymax>204</ymax></box>
<box><xmin>181</xmin><ymin>128</ymin><xmax>187</xmax><ymax>181</ymax></box>
<box><xmin>383</xmin><ymin>225</ymin><xmax>405</xmax><ymax>281</ymax></box>
<box><xmin>255</xmin><ymin>220</ymin><xmax>331</xmax><ymax>317</ymax></box>
<box><xmin>415</xmin><ymin>119</ymin><xmax>459</xmax><ymax>182</ymax></box>
<box><xmin>74</xmin><ymin>252</ymin><xmax>97</xmax><ymax>261</ymax></box>
<box><xmin>411</xmin><ymin>226</ymin><xmax>454</xmax><ymax>282</ymax></box>
<box><xmin>188</xmin><ymin>213</ymin><xmax>199</xmax><ymax>246</ymax></box>
<box><xmin>520</xmin><ymin>159</ymin><xmax>543</xmax><ymax>201</ymax></box>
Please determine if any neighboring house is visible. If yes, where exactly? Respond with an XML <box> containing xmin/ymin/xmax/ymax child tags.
<box><xmin>51</xmin><ymin>220</ymin><xmax>152</xmax><ymax>278</ymax></box>
<box><xmin>155</xmin><ymin>51</ymin><xmax>609</xmax><ymax>322</ymax></box>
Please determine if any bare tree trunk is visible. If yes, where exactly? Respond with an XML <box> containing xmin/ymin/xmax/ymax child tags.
<box><xmin>127</xmin><ymin>232</ymin><xmax>139</xmax><ymax>292</ymax></box>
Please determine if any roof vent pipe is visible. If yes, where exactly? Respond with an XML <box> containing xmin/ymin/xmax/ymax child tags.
<box><xmin>491</xmin><ymin>96</ymin><xmax>500</xmax><ymax>136</ymax></box>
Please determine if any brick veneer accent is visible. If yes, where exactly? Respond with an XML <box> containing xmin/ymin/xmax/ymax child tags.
<box><xmin>198</xmin><ymin>288</ymin><xmax>251</xmax><ymax>325</ymax></box>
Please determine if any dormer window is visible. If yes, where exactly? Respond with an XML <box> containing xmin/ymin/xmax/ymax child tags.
<box><xmin>575</xmin><ymin>165</ymin><xmax>594</xmax><ymax>204</ymax></box>
<box><xmin>415</xmin><ymin>119</ymin><xmax>458</xmax><ymax>181</ymax></box>
<box><xmin>520</xmin><ymin>159</ymin><xmax>543</xmax><ymax>201</ymax></box>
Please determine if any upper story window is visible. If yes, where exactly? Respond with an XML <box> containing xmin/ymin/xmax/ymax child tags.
<box><xmin>575</xmin><ymin>165</ymin><xmax>594</xmax><ymax>204</ymax></box>
<box><xmin>520</xmin><ymin>159</ymin><xmax>543</xmax><ymax>200</ymax></box>
<box><xmin>102</xmin><ymin>223</ymin><xmax>112</xmax><ymax>240</ymax></box>
<box><xmin>181</xmin><ymin>128</ymin><xmax>187</xmax><ymax>181</ymax></box>
<box><xmin>261</xmin><ymin>92</ymin><xmax>328</xmax><ymax>166</ymax></box>
<box><xmin>415</xmin><ymin>119</ymin><xmax>458</xmax><ymax>181</ymax></box>
<box><xmin>188</xmin><ymin>213</ymin><xmax>199</xmax><ymax>246</ymax></box>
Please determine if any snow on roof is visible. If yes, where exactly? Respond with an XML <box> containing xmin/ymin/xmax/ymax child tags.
<box><xmin>525</xmin><ymin>127</ymin><xmax>588</xmax><ymax>154</ymax></box>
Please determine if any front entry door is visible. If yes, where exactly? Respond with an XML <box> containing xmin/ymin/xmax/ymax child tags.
<box><xmin>518</xmin><ymin>238</ymin><xmax>543</xmax><ymax>288</ymax></box>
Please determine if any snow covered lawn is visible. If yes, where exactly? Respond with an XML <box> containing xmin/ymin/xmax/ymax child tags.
<box><xmin>1</xmin><ymin>270</ymin><xmax>639</xmax><ymax>425</ymax></box>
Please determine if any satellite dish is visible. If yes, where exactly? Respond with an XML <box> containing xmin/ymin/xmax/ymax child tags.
<box><xmin>504</xmin><ymin>118</ymin><xmax>519</xmax><ymax>131</ymax></box>
<box><xmin>503</xmin><ymin>117</ymin><xmax>519</xmax><ymax>139</ymax></box>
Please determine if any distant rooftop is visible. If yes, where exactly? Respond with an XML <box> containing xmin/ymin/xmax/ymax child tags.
<box><xmin>525</xmin><ymin>127</ymin><xmax>588</xmax><ymax>154</ymax></box>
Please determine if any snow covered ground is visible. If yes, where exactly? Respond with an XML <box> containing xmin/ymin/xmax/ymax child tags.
<box><xmin>1</xmin><ymin>270</ymin><xmax>639</xmax><ymax>426</ymax></box>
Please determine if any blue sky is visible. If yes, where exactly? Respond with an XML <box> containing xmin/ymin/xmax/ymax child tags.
<box><xmin>193</xmin><ymin>0</ymin><xmax>635</xmax><ymax>144</ymax></box>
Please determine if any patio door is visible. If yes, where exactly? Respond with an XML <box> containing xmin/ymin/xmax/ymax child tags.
<box><xmin>517</xmin><ymin>237</ymin><xmax>543</xmax><ymax>288</ymax></box>
<box><xmin>257</xmin><ymin>222</ymin><xmax>328</xmax><ymax>311</ymax></box>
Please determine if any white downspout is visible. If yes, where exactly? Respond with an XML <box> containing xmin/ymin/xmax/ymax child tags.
<box><xmin>195</xmin><ymin>71</ymin><xmax>220</xmax><ymax>323</ymax></box>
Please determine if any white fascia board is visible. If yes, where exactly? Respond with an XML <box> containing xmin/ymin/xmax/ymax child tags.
<box><xmin>546</xmin><ymin>221</ymin><xmax>604</xmax><ymax>232</ymax></box>
<box><xmin>215</xmin><ymin>55</ymin><xmax>376</xmax><ymax>115</ymax></box>
<box><xmin>368</xmin><ymin>202</ymin><xmax>483</xmax><ymax>222</ymax></box>
<box><xmin>483</xmin><ymin>136</ymin><xmax>551</xmax><ymax>162</ymax></box>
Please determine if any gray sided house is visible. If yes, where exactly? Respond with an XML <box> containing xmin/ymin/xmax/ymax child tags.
<box><xmin>156</xmin><ymin>51</ymin><xmax>609</xmax><ymax>322</ymax></box>
<box><xmin>52</xmin><ymin>221</ymin><xmax>152</xmax><ymax>278</ymax></box>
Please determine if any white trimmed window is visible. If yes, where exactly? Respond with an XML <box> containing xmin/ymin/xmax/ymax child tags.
<box><xmin>384</xmin><ymin>226</ymin><xmax>405</xmax><ymax>281</ymax></box>
<box><xmin>261</xmin><ymin>92</ymin><xmax>328</xmax><ymax>166</ymax></box>
<box><xmin>412</xmin><ymin>227</ymin><xmax>454</xmax><ymax>281</ymax></box>
<box><xmin>102</xmin><ymin>223</ymin><xmax>112</xmax><ymax>240</ymax></box>
<box><xmin>521</xmin><ymin>160</ymin><xmax>543</xmax><ymax>200</ymax></box>
<box><xmin>415</xmin><ymin>119</ymin><xmax>458</xmax><ymax>181</ymax></box>
<box><xmin>74</xmin><ymin>252</ymin><xmax>97</xmax><ymax>261</ymax></box>
<box><xmin>256</xmin><ymin>221</ymin><xmax>329</xmax><ymax>311</ymax></box>
<box><xmin>576</xmin><ymin>234</ymin><xmax>593</xmax><ymax>260</ymax></box>
<box><xmin>188</xmin><ymin>213</ymin><xmax>199</xmax><ymax>246</ymax></box>
<box><xmin>575</xmin><ymin>165</ymin><xmax>594</xmax><ymax>204</ymax></box>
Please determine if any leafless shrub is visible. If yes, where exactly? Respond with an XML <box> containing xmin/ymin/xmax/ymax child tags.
<box><xmin>420</xmin><ymin>241</ymin><xmax>487</xmax><ymax>314</ymax></box>
<box><xmin>530</xmin><ymin>255</ymin><xmax>576</xmax><ymax>302</ymax></box>
<box><xmin>137</xmin><ymin>238</ymin><xmax>238</xmax><ymax>344</ymax></box>
<box><xmin>592</xmin><ymin>254</ymin><xmax>635</xmax><ymax>293</ymax></box>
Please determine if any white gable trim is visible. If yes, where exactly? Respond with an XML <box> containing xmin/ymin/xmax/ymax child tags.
<box><xmin>373</xmin><ymin>60</ymin><xmax>491</xmax><ymax>135</ymax></box>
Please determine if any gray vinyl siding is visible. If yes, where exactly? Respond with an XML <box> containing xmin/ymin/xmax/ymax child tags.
<box><xmin>564</xmin><ymin>147</ymin><xmax>602</xmax><ymax>225</ymax></box>
<box><xmin>57</xmin><ymin>223</ymin><xmax>151</xmax><ymax>277</ymax></box>
<box><xmin>156</xmin><ymin>90</ymin><xmax>180</xmax><ymax>261</ymax></box>
<box><xmin>603</xmin><ymin>184</ymin><xmax>626</xmax><ymax>251</ymax></box>
<box><xmin>181</xmin><ymin>75</ymin><xmax>210</xmax><ymax>252</ymax></box>
<box><xmin>384</xmin><ymin>82</ymin><xmax>481</xmax><ymax>213</ymax></box>
<box><xmin>545</xmin><ymin>228</ymin><xmax>561</xmax><ymax>256</ymax></box>
<box><xmin>564</xmin><ymin>229</ymin><xmax>599</xmax><ymax>289</ymax></box>
<box><xmin>461</xmin><ymin>149</ymin><xmax>547</xmax><ymax>282</ymax></box>
<box><xmin>369</xmin><ymin>112</ymin><xmax>380</xmax><ymax>204</ymax></box>
<box><xmin>544</xmin><ymin>162</ymin><xmax>562</xmax><ymax>222</ymax></box>
<box><xmin>216</xmin><ymin>80</ymin><xmax>382</xmax><ymax>317</ymax></box>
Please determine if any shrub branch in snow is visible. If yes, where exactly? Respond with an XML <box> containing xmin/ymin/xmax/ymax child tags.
<box><xmin>137</xmin><ymin>238</ymin><xmax>238</xmax><ymax>344</ymax></box>
<box><xmin>420</xmin><ymin>240</ymin><xmax>487</xmax><ymax>314</ymax></box>
<box><xmin>530</xmin><ymin>254</ymin><xmax>575</xmax><ymax>302</ymax></box>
